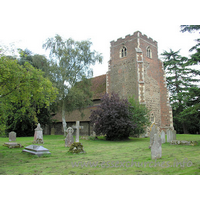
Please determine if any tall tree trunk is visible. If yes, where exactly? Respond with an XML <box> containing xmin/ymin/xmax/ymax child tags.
<box><xmin>182</xmin><ymin>123</ymin><xmax>189</xmax><ymax>134</ymax></box>
<box><xmin>62</xmin><ymin>101</ymin><xmax>67</xmax><ymax>136</ymax></box>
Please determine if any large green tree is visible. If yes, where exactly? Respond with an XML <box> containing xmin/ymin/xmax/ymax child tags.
<box><xmin>0</xmin><ymin>50</ymin><xmax>57</xmax><ymax>135</ymax></box>
<box><xmin>161</xmin><ymin>49</ymin><xmax>199</xmax><ymax>133</ymax></box>
<box><xmin>42</xmin><ymin>35</ymin><xmax>102</xmax><ymax>135</ymax></box>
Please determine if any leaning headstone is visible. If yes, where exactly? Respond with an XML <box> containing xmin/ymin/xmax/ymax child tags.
<box><xmin>72</xmin><ymin>121</ymin><xmax>83</xmax><ymax>142</ymax></box>
<box><xmin>167</xmin><ymin>129</ymin><xmax>173</xmax><ymax>143</ymax></box>
<box><xmin>33</xmin><ymin>123</ymin><xmax>44</xmax><ymax>144</ymax></box>
<box><xmin>65</xmin><ymin>127</ymin><xmax>74</xmax><ymax>147</ymax></box>
<box><xmin>149</xmin><ymin>123</ymin><xmax>156</xmax><ymax>149</ymax></box>
<box><xmin>22</xmin><ymin>145</ymin><xmax>51</xmax><ymax>157</ymax></box>
<box><xmin>9</xmin><ymin>131</ymin><xmax>16</xmax><ymax>142</ymax></box>
<box><xmin>151</xmin><ymin>133</ymin><xmax>162</xmax><ymax>159</ymax></box>
<box><xmin>172</xmin><ymin>130</ymin><xmax>176</xmax><ymax>140</ymax></box>
<box><xmin>160</xmin><ymin>130</ymin><xmax>165</xmax><ymax>144</ymax></box>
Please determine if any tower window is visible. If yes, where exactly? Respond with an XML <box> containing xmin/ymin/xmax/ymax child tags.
<box><xmin>147</xmin><ymin>46</ymin><xmax>152</xmax><ymax>58</ymax></box>
<box><xmin>120</xmin><ymin>46</ymin><xmax>127</xmax><ymax>58</ymax></box>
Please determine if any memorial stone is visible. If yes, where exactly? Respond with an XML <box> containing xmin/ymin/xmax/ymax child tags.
<box><xmin>151</xmin><ymin>133</ymin><xmax>162</xmax><ymax>159</ymax></box>
<box><xmin>22</xmin><ymin>145</ymin><xmax>51</xmax><ymax>157</ymax></box>
<box><xmin>149</xmin><ymin>123</ymin><xmax>156</xmax><ymax>149</ymax></box>
<box><xmin>172</xmin><ymin>130</ymin><xmax>176</xmax><ymax>140</ymax></box>
<box><xmin>72</xmin><ymin>121</ymin><xmax>83</xmax><ymax>142</ymax></box>
<box><xmin>33</xmin><ymin>123</ymin><xmax>44</xmax><ymax>144</ymax></box>
<box><xmin>9</xmin><ymin>131</ymin><xmax>16</xmax><ymax>142</ymax></box>
<box><xmin>65</xmin><ymin>127</ymin><xmax>74</xmax><ymax>147</ymax></box>
<box><xmin>167</xmin><ymin>129</ymin><xmax>173</xmax><ymax>143</ymax></box>
<box><xmin>160</xmin><ymin>130</ymin><xmax>165</xmax><ymax>144</ymax></box>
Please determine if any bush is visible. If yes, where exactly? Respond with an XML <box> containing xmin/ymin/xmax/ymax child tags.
<box><xmin>90</xmin><ymin>93</ymin><xmax>136</xmax><ymax>141</ymax></box>
<box><xmin>128</xmin><ymin>95</ymin><xmax>150</xmax><ymax>136</ymax></box>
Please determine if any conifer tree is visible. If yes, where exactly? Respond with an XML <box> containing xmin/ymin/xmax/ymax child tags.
<box><xmin>161</xmin><ymin>49</ymin><xmax>199</xmax><ymax>133</ymax></box>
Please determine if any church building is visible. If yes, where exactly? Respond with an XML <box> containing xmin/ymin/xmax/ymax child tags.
<box><xmin>51</xmin><ymin>31</ymin><xmax>173</xmax><ymax>136</ymax></box>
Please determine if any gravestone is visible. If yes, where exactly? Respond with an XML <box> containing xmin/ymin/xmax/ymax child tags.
<box><xmin>160</xmin><ymin>130</ymin><xmax>165</xmax><ymax>144</ymax></box>
<box><xmin>172</xmin><ymin>130</ymin><xmax>176</xmax><ymax>140</ymax></box>
<box><xmin>9</xmin><ymin>131</ymin><xmax>16</xmax><ymax>142</ymax></box>
<box><xmin>22</xmin><ymin>145</ymin><xmax>51</xmax><ymax>157</ymax></box>
<box><xmin>3</xmin><ymin>142</ymin><xmax>23</xmax><ymax>149</ymax></box>
<box><xmin>149</xmin><ymin>123</ymin><xmax>156</xmax><ymax>149</ymax></box>
<box><xmin>72</xmin><ymin>121</ymin><xmax>83</xmax><ymax>142</ymax></box>
<box><xmin>151</xmin><ymin>133</ymin><xmax>162</xmax><ymax>159</ymax></box>
<box><xmin>33</xmin><ymin>123</ymin><xmax>44</xmax><ymax>144</ymax></box>
<box><xmin>65</xmin><ymin>127</ymin><xmax>74</xmax><ymax>147</ymax></box>
<box><xmin>167</xmin><ymin>129</ymin><xmax>173</xmax><ymax>143</ymax></box>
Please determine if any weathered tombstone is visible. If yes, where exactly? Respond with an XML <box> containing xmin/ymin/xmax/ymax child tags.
<box><xmin>167</xmin><ymin>129</ymin><xmax>173</xmax><ymax>143</ymax></box>
<box><xmin>33</xmin><ymin>123</ymin><xmax>44</xmax><ymax>144</ymax></box>
<box><xmin>151</xmin><ymin>133</ymin><xmax>162</xmax><ymax>159</ymax></box>
<box><xmin>9</xmin><ymin>131</ymin><xmax>16</xmax><ymax>142</ymax></box>
<box><xmin>160</xmin><ymin>130</ymin><xmax>165</xmax><ymax>144</ymax></box>
<box><xmin>65</xmin><ymin>127</ymin><xmax>74</xmax><ymax>147</ymax></box>
<box><xmin>149</xmin><ymin>123</ymin><xmax>156</xmax><ymax>149</ymax></box>
<box><xmin>51</xmin><ymin>127</ymin><xmax>55</xmax><ymax>135</ymax></box>
<box><xmin>72</xmin><ymin>121</ymin><xmax>84</xmax><ymax>142</ymax></box>
<box><xmin>3</xmin><ymin>142</ymin><xmax>23</xmax><ymax>149</ymax></box>
<box><xmin>22</xmin><ymin>145</ymin><xmax>51</xmax><ymax>157</ymax></box>
<box><xmin>172</xmin><ymin>130</ymin><xmax>176</xmax><ymax>140</ymax></box>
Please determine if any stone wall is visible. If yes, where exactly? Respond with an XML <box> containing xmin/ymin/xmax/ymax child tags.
<box><xmin>107</xmin><ymin>31</ymin><xmax>173</xmax><ymax>133</ymax></box>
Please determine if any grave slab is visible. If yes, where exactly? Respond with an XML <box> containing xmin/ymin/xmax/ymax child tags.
<box><xmin>22</xmin><ymin>145</ymin><xmax>51</xmax><ymax>156</ymax></box>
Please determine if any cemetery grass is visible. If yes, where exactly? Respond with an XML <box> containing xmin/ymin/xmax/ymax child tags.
<box><xmin>0</xmin><ymin>134</ymin><xmax>200</xmax><ymax>175</ymax></box>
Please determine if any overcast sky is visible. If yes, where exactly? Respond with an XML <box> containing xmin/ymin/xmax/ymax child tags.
<box><xmin>1</xmin><ymin>0</ymin><xmax>199</xmax><ymax>77</ymax></box>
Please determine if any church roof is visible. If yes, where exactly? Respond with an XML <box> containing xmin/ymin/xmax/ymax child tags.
<box><xmin>91</xmin><ymin>74</ymin><xmax>106</xmax><ymax>100</ymax></box>
<box><xmin>52</xmin><ymin>74</ymin><xmax>106</xmax><ymax>122</ymax></box>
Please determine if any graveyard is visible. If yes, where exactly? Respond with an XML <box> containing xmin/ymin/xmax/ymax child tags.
<box><xmin>0</xmin><ymin>133</ymin><xmax>200</xmax><ymax>175</ymax></box>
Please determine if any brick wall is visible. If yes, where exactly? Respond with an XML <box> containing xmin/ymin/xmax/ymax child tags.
<box><xmin>107</xmin><ymin>31</ymin><xmax>173</xmax><ymax>133</ymax></box>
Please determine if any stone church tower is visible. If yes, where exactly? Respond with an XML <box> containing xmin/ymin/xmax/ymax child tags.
<box><xmin>106</xmin><ymin>31</ymin><xmax>173</xmax><ymax>133</ymax></box>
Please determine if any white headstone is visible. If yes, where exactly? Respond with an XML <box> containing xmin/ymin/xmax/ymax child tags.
<box><xmin>9</xmin><ymin>131</ymin><xmax>16</xmax><ymax>142</ymax></box>
<box><xmin>72</xmin><ymin>121</ymin><xmax>83</xmax><ymax>142</ymax></box>
<box><xmin>160</xmin><ymin>130</ymin><xmax>165</xmax><ymax>144</ymax></box>
<box><xmin>33</xmin><ymin>123</ymin><xmax>43</xmax><ymax>144</ymax></box>
<box><xmin>149</xmin><ymin>123</ymin><xmax>156</xmax><ymax>148</ymax></box>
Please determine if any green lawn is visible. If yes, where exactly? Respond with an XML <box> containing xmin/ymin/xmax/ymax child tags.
<box><xmin>0</xmin><ymin>134</ymin><xmax>200</xmax><ymax>175</ymax></box>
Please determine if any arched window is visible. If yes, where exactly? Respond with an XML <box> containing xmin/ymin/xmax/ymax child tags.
<box><xmin>120</xmin><ymin>46</ymin><xmax>127</xmax><ymax>58</ymax></box>
<box><xmin>147</xmin><ymin>46</ymin><xmax>152</xmax><ymax>58</ymax></box>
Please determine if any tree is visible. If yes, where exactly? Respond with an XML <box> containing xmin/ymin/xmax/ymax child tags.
<box><xmin>128</xmin><ymin>95</ymin><xmax>150</xmax><ymax>136</ymax></box>
<box><xmin>42</xmin><ymin>35</ymin><xmax>102</xmax><ymax>135</ymax></box>
<box><xmin>0</xmin><ymin>51</ymin><xmax>57</xmax><ymax>135</ymax></box>
<box><xmin>90</xmin><ymin>93</ymin><xmax>136</xmax><ymax>141</ymax></box>
<box><xmin>180</xmin><ymin>25</ymin><xmax>200</xmax><ymax>66</ymax></box>
<box><xmin>178</xmin><ymin>87</ymin><xmax>200</xmax><ymax>134</ymax></box>
<box><xmin>161</xmin><ymin>49</ymin><xmax>199</xmax><ymax>134</ymax></box>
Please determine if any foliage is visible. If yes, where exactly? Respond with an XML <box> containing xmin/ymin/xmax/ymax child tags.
<box><xmin>42</xmin><ymin>35</ymin><xmax>102</xmax><ymax>134</ymax></box>
<box><xmin>68</xmin><ymin>142</ymin><xmax>85</xmax><ymax>153</ymax></box>
<box><xmin>128</xmin><ymin>95</ymin><xmax>150</xmax><ymax>135</ymax></box>
<box><xmin>0</xmin><ymin>51</ymin><xmax>58</xmax><ymax>136</ymax></box>
<box><xmin>90</xmin><ymin>93</ymin><xmax>136</xmax><ymax>141</ymax></box>
<box><xmin>161</xmin><ymin>49</ymin><xmax>200</xmax><ymax>134</ymax></box>
<box><xmin>180</xmin><ymin>25</ymin><xmax>200</xmax><ymax>66</ymax></box>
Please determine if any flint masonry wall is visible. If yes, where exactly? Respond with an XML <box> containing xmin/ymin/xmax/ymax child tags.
<box><xmin>107</xmin><ymin>31</ymin><xmax>173</xmax><ymax>133</ymax></box>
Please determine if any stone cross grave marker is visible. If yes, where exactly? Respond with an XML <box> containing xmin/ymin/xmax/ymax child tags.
<box><xmin>167</xmin><ymin>129</ymin><xmax>173</xmax><ymax>143</ymax></box>
<box><xmin>9</xmin><ymin>131</ymin><xmax>16</xmax><ymax>142</ymax></box>
<box><xmin>160</xmin><ymin>130</ymin><xmax>165</xmax><ymax>144</ymax></box>
<box><xmin>72</xmin><ymin>121</ymin><xmax>83</xmax><ymax>142</ymax></box>
<box><xmin>151</xmin><ymin>132</ymin><xmax>162</xmax><ymax>159</ymax></box>
<box><xmin>65</xmin><ymin>127</ymin><xmax>74</xmax><ymax>147</ymax></box>
<box><xmin>33</xmin><ymin>123</ymin><xmax>44</xmax><ymax>144</ymax></box>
